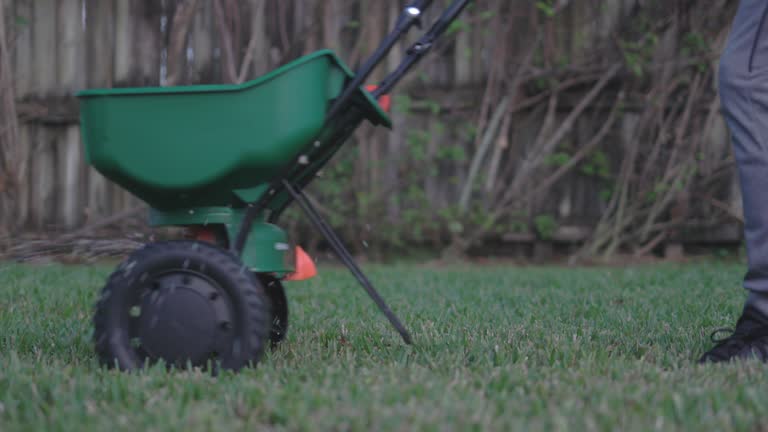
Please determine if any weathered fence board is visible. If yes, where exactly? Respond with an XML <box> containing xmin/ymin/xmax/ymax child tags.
<box><xmin>15</xmin><ymin>124</ymin><xmax>30</xmax><ymax>226</ymax></box>
<box><xmin>30</xmin><ymin>127</ymin><xmax>55</xmax><ymax>230</ymax></box>
<box><xmin>114</xmin><ymin>0</ymin><xmax>136</xmax><ymax>85</ymax></box>
<box><xmin>12</xmin><ymin>0</ymin><xmax>31</xmax><ymax>95</ymax></box>
<box><xmin>32</xmin><ymin>0</ymin><xmax>57</xmax><ymax>96</ymax></box>
<box><xmin>59</xmin><ymin>126</ymin><xmax>82</xmax><ymax>228</ymax></box>
<box><xmin>191</xmin><ymin>0</ymin><xmax>215</xmax><ymax>83</ymax></box>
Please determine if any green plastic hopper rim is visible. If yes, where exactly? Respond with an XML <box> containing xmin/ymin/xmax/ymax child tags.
<box><xmin>76</xmin><ymin>49</ymin><xmax>391</xmax><ymax>127</ymax></box>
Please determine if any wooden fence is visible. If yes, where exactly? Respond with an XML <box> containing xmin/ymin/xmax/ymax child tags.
<box><xmin>0</xmin><ymin>0</ymin><xmax>745</xmax><ymax>255</ymax></box>
<box><xmin>5</xmin><ymin>0</ymin><xmax>487</xmax><ymax>232</ymax></box>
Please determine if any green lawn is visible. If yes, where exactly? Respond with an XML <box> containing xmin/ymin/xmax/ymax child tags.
<box><xmin>0</xmin><ymin>260</ymin><xmax>765</xmax><ymax>431</ymax></box>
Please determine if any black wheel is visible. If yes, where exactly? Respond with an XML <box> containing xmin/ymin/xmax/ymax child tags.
<box><xmin>93</xmin><ymin>240</ymin><xmax>271</xmax><ymax>372</ymax></box>
<box><xmin>259</xmin><ymin>275</ymin><xmax>289</xmax><ymax>346</ymax></box>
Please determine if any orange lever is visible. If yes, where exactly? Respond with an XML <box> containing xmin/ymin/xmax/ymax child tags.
<box><xmin>365</xmin><ymin>85</ymin><xmax>391</xmax><ymax>113</ymax></box>
<box><xmin>284</xmin><ymin>246</ymin><xmax>318</xmax><ymax>281</ymax></box>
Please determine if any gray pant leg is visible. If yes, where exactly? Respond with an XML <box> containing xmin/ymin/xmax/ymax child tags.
<box><xmin>720</xmin><ymin>0</ymin><xmax>768</xmax><ymax>294</ymax></box>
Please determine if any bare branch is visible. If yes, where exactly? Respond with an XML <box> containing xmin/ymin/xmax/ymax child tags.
<box><xmin>505</xmin><ymin>63</ymin><xmax>621</xmax><ymax>205</ymax></box>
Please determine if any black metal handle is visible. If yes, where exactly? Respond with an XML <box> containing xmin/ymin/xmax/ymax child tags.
<box><xmin>374</xmin><ymin>0</ymin><xmax>473</xmax><ymax>97</ymax></box>
<box><xmin>324</xmin><ymin>1</ymin><xmax>436</xmax><ymax>123</ymax></box>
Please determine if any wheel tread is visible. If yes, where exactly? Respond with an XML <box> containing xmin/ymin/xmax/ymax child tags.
<box><xmin>92</xmin><ymin>240</ymin><xmax>271</xmax><ymax>371</ymax></box>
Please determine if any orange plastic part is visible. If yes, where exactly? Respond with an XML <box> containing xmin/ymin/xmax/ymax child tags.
<box><xmin>284</xmin><ymin>246</ymin><xmax>318</xmax><ymax>281</ymax></box>
<box><xmin>365</xmin><ymin>85</ymin><xmax>391</xmax><ymax>113</ymax></box>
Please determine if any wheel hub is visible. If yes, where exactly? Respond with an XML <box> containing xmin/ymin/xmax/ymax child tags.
<box><xmin>131</xmin><ymin>271</ymin><xmax>234</xmax><ymax>367</ymax></box>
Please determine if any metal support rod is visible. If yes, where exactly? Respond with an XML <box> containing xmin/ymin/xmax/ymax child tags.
<box><xmin>232</xmin><ymin>110</ymin><xmax>363</xmax><ymax>255</ymax></box>
<box><xmin>281</xmin><ymin>180</ymin><xmax>413</xmax><ymax>345</ymax></box>
<box><xmin>268</xmin><ymin>125</ymin><xmax>360</xmax><ymax>222</ymax></box>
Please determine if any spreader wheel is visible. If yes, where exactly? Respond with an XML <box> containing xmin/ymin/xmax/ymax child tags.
<box><xmin>259</xmin><ymin>275</ymin><xmax>289</xmax><ymax>346</ymax></box>
<box><xmin>93</xmin><ymin>241</ymin><xmax>271</xmax><ymax>372</ymax></box>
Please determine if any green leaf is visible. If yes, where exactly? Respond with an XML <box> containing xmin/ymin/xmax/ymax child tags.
<box><xmin>536</xmin><ymin>1</ymin><xmax>556</xmax><ymax>17</ymax></box>
<box><xmin>546</xmin><ymin>152</ymin><xmax>571</xmax><ymax>167</ymax></box>
<box><xmin>479</xmin><ymin>11</ymin><xmax>496</xmax><ymax>20</ymax></box>
<box><xmin>600</xmin><ymin>188</ymin><xmax>613</xmax><ymax>202</ymax></box>
<box><xmin>447</xmin><ymin>19</ymin><xmax>469</xmax><ymax>35</ymax></box>
<box><xmin>393</xmin><ymin>95</ymin><xmax>412</xmax><ymax>114</ymax></box>
<box><xmin>426</xmin><ymin>100</ymin><xmax>441</xmax><ymax>115</ymax></box>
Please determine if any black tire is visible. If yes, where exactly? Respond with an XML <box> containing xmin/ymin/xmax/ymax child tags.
<box><xmin>93</xmin><ymin>240</ymin><xmax>271</xmax><ymax>372</ymax></box>
<box><xmin>259</xmin><ymin>275</ymin><xmax>289</xmax><ymax>346</ymax></box>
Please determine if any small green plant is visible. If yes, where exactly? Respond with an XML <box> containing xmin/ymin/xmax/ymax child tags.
<box><xmin>580</xmin><ymin>150</ymin><xmax>611</xmax><ymax>179</ymax></box>
<box><xmin>534</xmin><ymin>214</ymin><xmax>558</xmax><ymax>240</ymax></box>
<box><xmin>619</xmin><ymin>33</ymin><xmax>659</xmax><ymax>77</ymax></box>
<box><xmin>682</xmin><ymin>32</ymin><xmax>710</xmax><ymax>73</ymax></box>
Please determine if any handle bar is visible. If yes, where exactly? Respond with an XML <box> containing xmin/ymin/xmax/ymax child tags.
<box><xmin>324</xmin><ymin>0</ymin><xmax>436</xmax><ymax>122</ymax></box>
<box><xmin>373</xmin><ymin>0</ymin><xmax>473</xmax><ymax>97</ymax></box>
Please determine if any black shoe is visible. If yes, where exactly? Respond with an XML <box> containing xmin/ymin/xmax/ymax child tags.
<box><xmin>699</xmin><ymin>306</ymin><xmax>768</xmax><ymax>364</ymax></box>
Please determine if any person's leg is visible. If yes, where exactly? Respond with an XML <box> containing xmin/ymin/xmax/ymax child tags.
<box><xmin>722</xmin><ymin>0</ymin><xmax>768</xmax><ymax>301</ymax></box>
<box><xmin>699</xmin><ymin>0</ymin><xmax>768</xmax><ymax>363</ymax></box>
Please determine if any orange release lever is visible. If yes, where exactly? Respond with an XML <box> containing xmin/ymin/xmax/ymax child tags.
<box><xmin>365</xmin><ymin>85</ymin><xmax>391</xmax><ymax>113</ymax></box>
<box><xmin>284</xmin><ymin>246</ymin><xmax>318</xmax><ymax>281</ymax></box>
